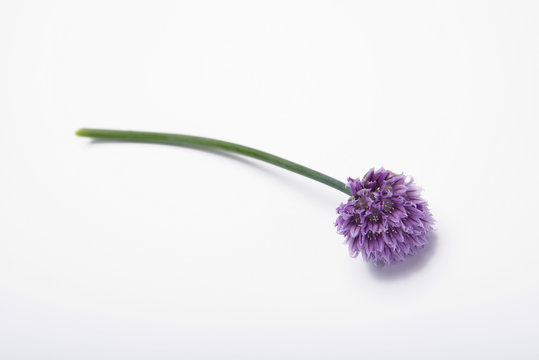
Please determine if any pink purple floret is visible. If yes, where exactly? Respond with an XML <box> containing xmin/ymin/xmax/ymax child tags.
<box><xmin>335</xmin><ymin>168</ymin><xmax>434</xmax><ymax>266</ymax></box>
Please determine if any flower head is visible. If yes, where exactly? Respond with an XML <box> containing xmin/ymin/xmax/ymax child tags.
<box><xmin>335</xmin><ymin>168</ymin><xmax>434</xmax><ymax>266</ymax></box>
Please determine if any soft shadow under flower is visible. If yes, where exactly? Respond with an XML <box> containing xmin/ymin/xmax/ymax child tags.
<box><xmin>367</xmin><ymin>232</ymin><xmax>438</xmax><ymax>280</ymax></box>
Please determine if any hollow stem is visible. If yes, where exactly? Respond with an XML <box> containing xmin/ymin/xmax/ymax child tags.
<box><xmin>76</xmin><ymin>128</ymin><xmax>351</xmax><ymax>195</ymax></box>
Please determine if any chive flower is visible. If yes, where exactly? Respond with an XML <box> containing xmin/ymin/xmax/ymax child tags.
<box><xmin>76</xmin><ymin>129</ymin><xmax>434</xmax><ymax>266</ymax></box>
<box><xmin>336</xmin><ymin>168</ymin><xmax>434</xmax><ymax>266</ymax></box>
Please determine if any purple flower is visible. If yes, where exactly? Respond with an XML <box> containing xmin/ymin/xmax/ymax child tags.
<box><xmin>335</xmin><ymin>168</ymin><xmax>434</xmax><ymax>266</ymax></box>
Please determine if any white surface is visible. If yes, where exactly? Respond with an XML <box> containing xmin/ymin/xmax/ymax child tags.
<box><xmin>1</xmin><ymin>1</ymin><xmax>539</xmax><ymax>359</ymax></box>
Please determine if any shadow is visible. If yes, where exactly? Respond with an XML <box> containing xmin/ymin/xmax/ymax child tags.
<box><xmin>367</xmin><ymin>231</ymin><xmax>439</xmax><ymax>280</ymax></box>
<box><xmin>86</xmin><ymin>139</ymin><xmax>341</xmax><ymax>209</ymax></box>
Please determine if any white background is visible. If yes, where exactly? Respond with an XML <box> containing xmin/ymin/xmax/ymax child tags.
<box><xmin>1</xmin><ymin>1</ymin><xmax>538</xmax><ymax>359</ymax></box>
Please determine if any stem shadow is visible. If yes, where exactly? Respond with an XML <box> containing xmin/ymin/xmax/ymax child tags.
<box><xmin>86</xmin><ymin>139</ymin><xmax>341</xmax><ymax>209</ymax></box>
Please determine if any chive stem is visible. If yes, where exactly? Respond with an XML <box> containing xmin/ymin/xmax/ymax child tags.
<box><xmin>76</xmin><ymin>128</ymin><xmax>350</xmax><ymax>195</ymax></box>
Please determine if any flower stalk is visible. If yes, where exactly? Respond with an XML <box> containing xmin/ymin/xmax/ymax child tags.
<box><xmin>76</xmin><ymin>128</ymin><xmax>351</xmax><ymax>195</ymax></box>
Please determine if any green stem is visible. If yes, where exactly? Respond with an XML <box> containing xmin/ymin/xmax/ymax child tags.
<box><xmin>76</xmin><ymin>128</ymin><xmax>351</xmax><ymax>195</ymax></box>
